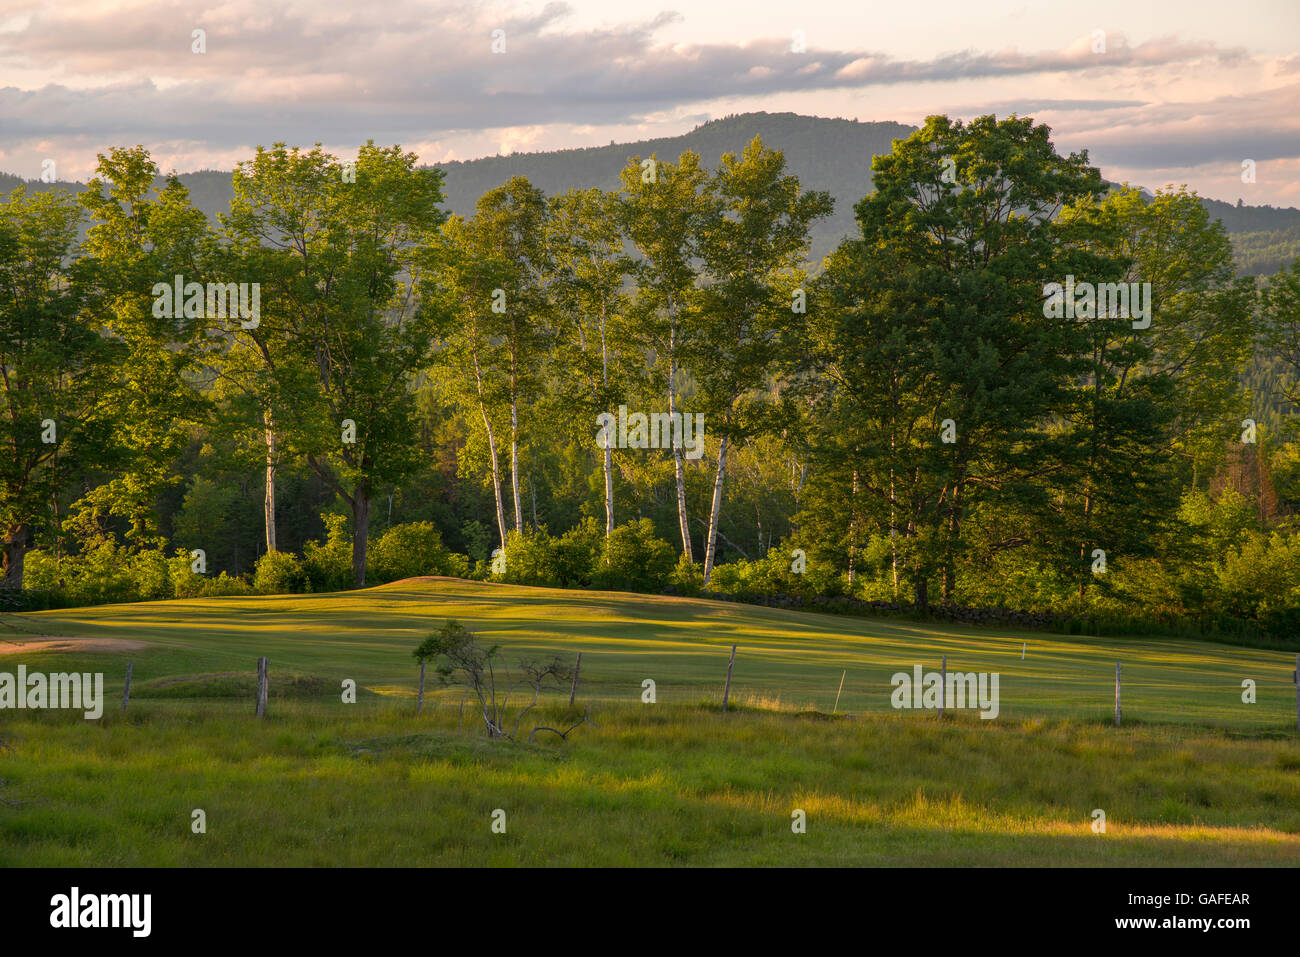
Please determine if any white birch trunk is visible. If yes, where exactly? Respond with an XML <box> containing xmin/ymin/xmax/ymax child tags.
<box><xmin>702</xmin><ymin>434</ymin><xmax>729</xmax><ymax>583</ymax></box>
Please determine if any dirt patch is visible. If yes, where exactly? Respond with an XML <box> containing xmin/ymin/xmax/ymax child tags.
<box><xmin>0</xmin><ymin>637</ymin><xmax>149</xmax><ymax>656</ymax></box>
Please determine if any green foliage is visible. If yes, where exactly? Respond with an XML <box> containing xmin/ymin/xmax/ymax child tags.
<box><xmin>74</xmin><ymin>147</ymin><xmax>209</xmax><ymax>549</ymax></box>
<box><xmin>5</xmin><ymin>124</ymin><xmax>1300</xmax><ymax>642</ymax></box>
<box><xmin>302</xmin><ymin>514</ymin><xmax>353</xmax><ymax>593</ymax></box>
<box><xmin>499</xmin><ymin>527</ymin><xmax>559</xmax><ymax>587</ymax></box>
<box><xmin>552</xmin><ymin>518</ymin><xmax>604</xmax><ymax>587</ymax></box>
<box><xmin>1211</xmin><ymin>532</ymin><xmax>1300</xmax><ymax>634</ymax></box>
<box><xmin>129</xmin><ymin>548</ymin><xmax>174</xmax><ymax>601</ymax></box>
<box><xmin>253</xmin><ymin>550</ymin><xmax>307</xmax><ymax>594</ymax></box>
<box><xmin>413</xmin><ymin>618</ymin><xmax>476</xmax><ymax>665</ymax></box>
<box><xmin>593</xmin><ymin>519</ymin><xmax>676</xmax><ymax>592</ymax></box>
<box><xmin>0</xmin><ymin>186</ymin><xmax>124</xmax><ymax>587</ymax></box>
<box><xmin>23</xmin><ymin>539</ymin><xmax>253</xmax><ymax>604</ymax></box>
<box><xmin>704</xmin><ymin>543</ymin><xmax>843</xmax><ymax>601</ymax></box>
<box><xmin>24</xmin><ymin>541</ymin><xmax>138</xmax><ymax>606</ymax></box>
<box><xmin>669</xmin><ymin>554</ymin><xmax>704</xmax><ymax>596</ymax></box>
<box><xmin>226</xmin><ymin>141</ymin><xmax>448</xmax><ymax>587</ymax></box>
<box><xmin>1233</xmin><ymin>225</ymin><xmax>1300</xmax><ymax>277</ymax></box>
<box><xmin>173</xmin><ymin>476</ymin><xmax>242</xmax><ymax>559</ymax></box>
<box><xmin>369</xmin><ymin>521</ymin><xmax>453</xmax><ymax>583</ymax></box>
<box><xmin>460</xmin><ymin>520</ymin><xmax>492</xmax><ymax>564</ymax></box>
<box><xmin>190</xmin><ymin>571</ymin><xmax>254</xmax><ymax>598</ymax></box>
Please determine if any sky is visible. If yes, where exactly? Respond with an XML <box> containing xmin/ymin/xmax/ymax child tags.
<box><xmin>1</xmin><ymin>0</ymin><xmax>1298</xmax><ymax>205</ymax></box>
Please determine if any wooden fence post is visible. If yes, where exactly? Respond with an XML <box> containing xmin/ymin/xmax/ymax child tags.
<box><xmin>569</xmin><ymin>652</ymin><xmax>582</xmax><ymax>708</ymax></box>
<box><xmin>417</xmin><ymin>659</ymin><xmax>426</xmax><ymax>713</ymax></box>
<box><xmin>1114</xmin><ymin>662</ymin><xmax>1121</xmax><ymax>727</ymax></box>
<box><xmin>939</xmin><ymin>655</ymin><xmax>946</xmax><ymax>719</ymax></box>
<box><xmin>1294</xmin><ymin>654</ymin><xmax>1298</xmax><ymax>732</ymax></box>
<box><xmin>121</xmin><ymin>661</ymin><xmax>132</xmax><ymax>713</ymax></box>
<box><xmin>832</xmin><ymin>669</ymin><xmax>846</xmax><ymax>714</ymax></box>
<box><xmin>722</xmin><ymin>645</ymin><xmax>737</xmax><ymax>712</ymax></box>
<box><xmin>256</xmin><ymin>656</ymin><xmax>268</xmax><ymax>718</ymax></box>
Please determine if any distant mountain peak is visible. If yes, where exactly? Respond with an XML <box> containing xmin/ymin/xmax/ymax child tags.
<box><xmin>2</xmin><ymin>111</ymin><xmax>1296</xmax><ymax>273</ymax></box>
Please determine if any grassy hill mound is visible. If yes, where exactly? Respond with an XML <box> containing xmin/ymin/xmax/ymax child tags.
<box><xmin>9</xmin><ymin>577</ymin><xmax>1297</xmax><ymax>729</ymax></box>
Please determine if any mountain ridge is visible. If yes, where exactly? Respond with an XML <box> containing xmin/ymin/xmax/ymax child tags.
<box><xmin>4</xmin><ymin>111</ymin><xmax>1297</xmax><ymax>272</ymax></box>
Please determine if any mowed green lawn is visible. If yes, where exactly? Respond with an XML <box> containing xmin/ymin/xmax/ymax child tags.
<box><xmin>1</xmin><ymin>577</ymin><xmax>1299</xmax><ymax>866</ymax></box>
<box><xmin>7</xmin><ymin>577</ymin><xmax>1297</xmax><ymax>725</ymax></box>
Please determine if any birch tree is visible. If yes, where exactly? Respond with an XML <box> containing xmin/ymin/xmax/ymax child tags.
<box><xmin>693</xmin><ymin>137</ymin><xmax>831</xmax><ymax>582</ymax></box>
<box><xmin>618</xmin><ymin>152</ymin><xmax>709</xmax><ymax>561</ymax></box>
<box><xmin>546</xmin><ymin>187</ymin><xmax>635</xmax><ymax>537</ymax></box>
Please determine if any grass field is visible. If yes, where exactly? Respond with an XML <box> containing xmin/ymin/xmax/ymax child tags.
<box><xmin>2</xmin><ymin>577</ymin><xmax>1299</xmax><ymax>866</ymax></box>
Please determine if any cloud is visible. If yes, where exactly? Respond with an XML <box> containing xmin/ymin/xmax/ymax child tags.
<box><xmin>0</xmin><ymin>1</ymin><xmax>1255</xmax><ymax>143</ymax></box>
<box><xmin>0</xmin><ymin>0</ymin><xmax>1293</xmax><ymax>206</ymax></box>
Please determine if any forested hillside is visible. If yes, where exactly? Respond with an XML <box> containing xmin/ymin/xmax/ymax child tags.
<box><xmin>4</xmin><ymin>112</ymin><xmax>1296</xmax><ymax>274</ymax></box>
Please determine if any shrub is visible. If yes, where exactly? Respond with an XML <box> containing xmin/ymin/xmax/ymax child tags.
<box><xmin>127</xmin><ymin>548</ymin><xmax>173</xmax><ymax>601</ymax></box>
<box><xmin>593</xmin><ymin>519</ymin><xmax>676</xmax><ymax>592</ymax></box>
<box><xmin>706</xmin><ymin>559</ymin><xmax>745</xmax><ymax>595</ymax></box>
<box><xmin>193</xmin><ymin>572</ymin><xmax>254</xmax><ymax>597</ymax></box>
<box><xmin>21</xmin><ymin>549</ymin><xmax>69</xmax><ymax>594</ymax></box>
<box><xmin>500</xmin><ymin>528</ymin><xmax>559</xmax><ymax>586</ymax></box>
<box><xmin>369</xmin><ymin>521</ymin><xmax>452</xmax><ymax>583</ymax></box>
<box><xmin>303</xmin><ymin>514</ymin><xmax>353</xmax><ymax>592</ymax></box>
<box><xmin>706</xmin><ymin>549</ymin><xmax>791</xmax><ymax>598</ymax></box>
<box><xmin>669</xmin><ymin>554</ymin><xmax>704</xmax><ymax>596</ymax></box>
<box><xmin>28</xmin><ymin>541</ymin><xmax>221</xmax><ymax>605</ymax></box>
<box><xmin>1212</xmin><ymin>531</ymin><xmax>1300</xmax><ymax>635</ymax></box>
<box><xmin>253</xmin><ymin>550</ymin><xmax>307</xmax><ymax>594</ymax></box>
<box><xmin>702</xmin><ymin>541</ymin><xmax>845</xmax><ymax>602</ymax></box>
<box><xmin>552</xmin><ymin>517</ymin><xmax>603</xmax><ymax>587</ymax></box>
<box><xmin>54</xmin><ymin>539</ymin><xmax>152</xmax><ymax>604</ymax></box>
<box><xmin>443</xmin><ymin>552</ymin><xmax>471</xmax><ymax>579</ymax></box>
<box><xmin>170</xmin><ymin>549</ymin><xmax>207</xmax><ymax>598</ymax></box>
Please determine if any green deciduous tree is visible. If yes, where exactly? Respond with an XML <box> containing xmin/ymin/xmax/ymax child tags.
<box><xmin>546</xmin><ymin>187</ymin><xmax>636</xmax><ymax>537</ymax></box>
<box><xmin>425</xmin><ymin>177</ymin><xmax>552</xmax><ymax>553</ymax></box>
<box><xmin>77</xmin><ymin>146</ymin><xmax>211</xmax><ymax>547</ymax></box>
<box><xmin>0</xmin><ymin>187</ymin><xmax>123</xmax><ymax>587</ymax></box>
<box><xmin>225</xmin><ymin>141</ymin><xmax>447</xmax><ymax>586</ymax></box>
<box><xmin>807</xmin><ymin>115</ymin><xmax>1109</xmax><ymax>609</ymax></box>
<box><xmin>619</xmin><ymin>151</ymin><xmax>711</xmax><ymax>561</ymax></box>
<box><xmin>694</xmin><ymin>136</ymin><xmax>832</xmax><ymax>582</ymax></box>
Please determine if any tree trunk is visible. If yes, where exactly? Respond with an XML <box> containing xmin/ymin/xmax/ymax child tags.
<box><xmin>603</xmin><ymin>440</ymin><xmax>614</xmax><ymax>536</ymax></box>
<box><xmin>510</xmin><ymin>394</ymin><xmax>523</xmax><ymax>532</ymax></box>
<box><xmin>847</xmin><ymin>469</ymin><xmax>859</xmax><ymax>587</ymax></box>
<box><xmin>942</xmin><ymin>477</ymin><xmax>963</xmax><ymax>603</ymax></box>
<box><xmin>480</xmin><ymin>406</ymin><xmax>508</xmax><ymax>549</ymax></box>
<box><xmin>600</xmin><ymin>303</ymin><xmax>614</xmax><ymax>538</ymax></box>
<box><xmin>1078</xmin><ymin>487</ymin><xmax>1095</xmax><ymax>601</ymax></box>
<box><xmin>702</xmin><ymin>435</ymin><xmax>729</xmax><ymax>583</ymax></box>
<box><xmin>669</xmin><ymin>351</ymin><xmax>693</xmax><ymax>562</ymax></box>
<box><xmin>263</xmin><ymin>410</ymin><xmax>277</xmax><ymax>553</ymax></box>
<box><xmin>914</xmin><ymin>573</ymin><xmax>929</xmax><ymax>615</ymax></box>
<box><xmin>890</xmin><ymin>420</ymin><xmax>898</xmax><ymax>596</ymax></box>
<box><xmin>351</xmin><ymin>486</ymin><xmax>370</xmax><ymax>587</ymax></box>
<box><xmin>2</xmin><ymin>525</ymin><xmax>26</xmax><ymax>590</ymax></box>
<box><xmin>471</xmin><ymin>351</ymin><xmax>509</xmax><ymax>548</ymax></box>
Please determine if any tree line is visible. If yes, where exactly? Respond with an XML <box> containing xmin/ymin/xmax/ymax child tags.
<box><xmin>3</xmin><ymin>115</ymin><xmax>1299</xmax><ymax>639</ymax></box>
